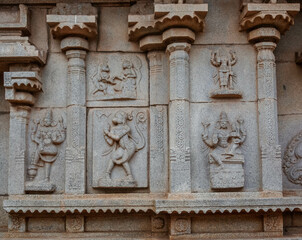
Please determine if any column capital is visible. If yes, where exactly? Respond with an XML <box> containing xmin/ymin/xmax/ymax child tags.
<box><xmin>166</xmin><ymin>42</ymin><xmax>191</xmax><ymax>55</ymax></box>
<box><xmin>0</xmin><ymin>4</ymin><xmax>46</xmax><ymax>65</ymax></box>
<box><xmin>240</xmin><ymin>3</ymin><xmax>300</xmax><ymax>42</ymax></box>
<box><xmin>128</xmin><ymin>3</ymin><xmax>207</xmax><ymax>51</ymax></box>
<box><xmin>47</xmin><ymin>3</ymin><xmax>98</xmax><ymax>40</ymax></box>
<box><xmin>4</xmin><ymin>71</ymin><xmax>42</xmax><ymax>106</ymax></box>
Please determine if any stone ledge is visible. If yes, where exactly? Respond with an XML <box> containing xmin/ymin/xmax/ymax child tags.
<box><xmin>4</xmin><ymin>193</ymin><xmax>302</xmax><ymax>215</ymax></box>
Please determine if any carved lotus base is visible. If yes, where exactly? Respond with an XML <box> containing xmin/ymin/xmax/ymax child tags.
<box><xmin>210</xmin><ymin>155</ymin><xmax>245</xmax><ymax>190</ymax></box>
<box><xmin>98</xmin><ymin>176</ymin><xmax>137</xmax><ymax>188</ymax></box>
<box><xmin>25</xmin><ymin>180</ymin><xmax>56</xmax><ymax>193</ymax></box>
<box><xmin>210</xmin><ymin>89</ymin><xmax>242</xmax><ymax>98</ymax></box>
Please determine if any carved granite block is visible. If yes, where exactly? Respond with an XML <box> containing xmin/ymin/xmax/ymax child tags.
<box><xmin>91</xmin><ymin>108</ymin><xmax>148</xmax><ymax>188</ymax></box>
<box><xmin>8</xmin><ymin>215</ymin><xmax>25</xmax><ymax>233</ymax></box>
<box><xmin>170</xmin><ymin>216</ymin><xmax>191</xmax><ymax>236</ymax></box>
<box><xmin>190</xmin><ymin>45</ymin><xmax>257</xmax><ymax>103</ymax></box>
<box><xmin>25</xmin><ymin>109</ymin><xmax>66</xmax><ymax>193</ymax></box>
<box><xmin>263</xmin><ymin>214</ymin><xmax>283</xmax><ymax>233</ymax></box>
<box><xmin>152</xmin><ymin>215</ymin><xmax>168</xmax><ymax>232</ymax></box>
<box><xmin>85</xmin><ymin>214</ymin><xmax>151</xmax><ymax>232</ymax></box>
<box><xmin>27</xmin><ymin>217</ymin><xmax>65</xmax><ymax>232</ymax></box>
<box><xmin>66</xmin><ymin>215</ymin><xmax>84</xmax><ymax>233</ymax></box>
<box><xmin>191</xmin><ymin>102</ymin><xmax>260</xmax><ymax>192</ymax></box>
<box><xmin>86</xmin><ymin>53</ymin><xmax>149</xmax><ymax>107</ymax></box>
<box><xmin>150</xmin><ymin>106</ymin><xmax>168</xmax><ymax>193</ymax></box>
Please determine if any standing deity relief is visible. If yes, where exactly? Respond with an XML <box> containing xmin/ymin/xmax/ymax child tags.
<box><xmin>26</xmin><ymin>110</ymin><xmax>66</xmax><ymax>193</ymax></box>
<box><xmin>92</xmin><ymin>109</ymin><xmax>148</xmax><ymax>188</ymax></box>
<box><xmin>90</xmin><ymin>56</ymin><xmax>142</xmax><ymax>100</ymax></box>
<box><xmin>210</xmin><ymin>49</ymin><xmax>242</xmax><ymax>98</ymax></box>
<box><xmin>202</xmin><ymin>111</ymin><xmax>247</xmax><ymax>190</ymax></box>
<box><xmin>283</xmin><ymin>130</ymin><xmax>302</xmax><ymax>185</ymax></box>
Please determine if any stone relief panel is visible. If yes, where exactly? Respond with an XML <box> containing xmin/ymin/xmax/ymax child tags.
<box><xmin>190</xmin><ymin>45</ymin><xmax>257</xmax><ymax>103</ymax></box>
<box><xmin>279</xmin><ymin>114</ymin><xmax>302</xmax><ymax>191</ymax></box>
<box><xmin>87</xmin><ymin>53</ymin><xmax>148</xmax><ymax>107</ymax></box>
<box><xmin>210</xmin><ymin>49</ymin><xmax>242</xmax><ymax>98</ymax></box>
<box><xmin>283</xmin><ymin>130</ymin><xmax>302</xmax><ymax>186</ymax></box>
<box><xmin>191</xmin><ymin>102</ymin><xmax>260</xmax><ymax>192</ymax></box>
<box><xmin>25</xmin><ymin>109</ymin><xmax>66</xmax><ymax>193</ymax></box>
<box><xmin>201</xmin><ymin>111</ymin><xmax>247</xmax><ymax>189</ymax></box>
<box><xmin>91</xmin><ymin>108</ymin><xmax>148</xmax><ymax>188</ymax></box>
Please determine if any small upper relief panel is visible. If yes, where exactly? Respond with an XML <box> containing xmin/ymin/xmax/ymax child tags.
<box><xmin>190</xmin><ymin>45</ymin><xmax>257</xmax><ymax>103</ymax></box>
<box><xmin>91</xmin><ymin>108</ymin><xmax>148</xmax><ymax>189</ymax></box>
<box><xmin>87</xmin><ymin>53</ymin><xmax>149</xmax><ymax>107</ymax></box>
<box><xmin>210</xmin><ymin>49</ymin><xmax>242</xmax><ymax>99</ymax></box>
<box><xmin>283</xmin><ymin>130</ymin><xmax>302</xmax><ymax>187</ymax></box>
<box><xmin>201</xmin><ymin>111</ymin><xmax>247</xmax><ymax>190</ymax></box>
<box><xmin>25</xmin><ymin>109</ymin><xmax>66</xmax><ymax>193</ymax></box>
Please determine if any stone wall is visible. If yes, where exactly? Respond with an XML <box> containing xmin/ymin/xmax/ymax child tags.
<box><xmin>1</xmin><ymin>0</ymin><xmax>302</xmax><ymax>239</ymax></box>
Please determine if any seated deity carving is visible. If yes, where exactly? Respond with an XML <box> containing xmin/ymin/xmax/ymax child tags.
<box><xmin>92</xmin><ymin>57</ymin><xmax>142</xmax><ymax>100</ymax></box>
<box><xmin>202</xmin><ymin>111</ymin><xmax>247</xmax><ymax>190</ymax></box>
<box><xmin>98</xmin><ymin>110</ymin><xmax>146</xmax><ymax>188</ymax></box>
<box><xmin>26</xmin><ymin>110</ymin><xmax>66</xmax><ymax>193</ymax></box>
<box><xmin>210</xmin><ymin>49</ymin><xmax>242</xmax><ymax>98</ymax></box>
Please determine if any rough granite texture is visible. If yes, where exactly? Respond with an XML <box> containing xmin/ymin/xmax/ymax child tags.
<box><xmin>0</xmin><ymin>1</ymin><xmax>302</xmax><ymax>239</ymax></box>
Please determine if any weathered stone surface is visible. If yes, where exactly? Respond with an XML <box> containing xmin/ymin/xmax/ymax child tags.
<box><xmin>1</xmin><ymin>1</ymin><xmax>302</xmax><ymax>239</ymax></box>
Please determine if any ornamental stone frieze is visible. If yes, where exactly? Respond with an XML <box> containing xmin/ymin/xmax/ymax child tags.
<box><xmin>2</xmin><ymin>1</ymin><xmax>302</xmax><ymax>239</ymax></box>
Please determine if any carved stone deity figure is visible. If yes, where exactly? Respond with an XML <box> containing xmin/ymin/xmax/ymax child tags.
<box><xmin>92</xmin><ymin>57</ymin><xmax>142</xmax><ymax>100</ymax></box>
<box><xmin>93</xmin><ymin>63</ymin><xmax>116</xmax><ymax>95</ymax></box>
<box><xmin>283</xmin><ymin>130</ymin><xmax>302</xmax><ymax>185</ymax></box>
<box><xmin>99</xmin><ymin>110</ymin><xmax>146</xmax><ymax>188</ymax></box>
<box><xmin>202</xmin><ymin>111</ymin><xmax>246</xmax><ymax>189</ymax></box>
<box><xmin>210</xmin><ymin>49</ymin><xmax>242</xmax><ymax>98</ymax></box>
<box><xmin>26</xmin><ymin>110</ymin><xmax>66</xmax><ymax>192</ymax></box>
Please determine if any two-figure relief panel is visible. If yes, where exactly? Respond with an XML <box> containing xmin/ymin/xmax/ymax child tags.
<box><xmin>91</xmin><ymin>108</ymin><xmax>148</xmax><ymax>188</ymax></box>
<box><xmin>25</xmin><ymin>109</ymin><xmax>66</xmax><ymax>193</ymax></box>
<box><xmin>87</xmin><ymin>53</ymin><xmax>149</xmax><ymax>107</ymax></box>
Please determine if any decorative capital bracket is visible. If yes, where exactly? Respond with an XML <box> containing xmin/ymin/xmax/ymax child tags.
<box><xmin>4</xmin><ymin>71</ymin><xmax>42</xmax><ymax>106</ymax></box>
<box><xmin>240</xmin><ymin>3</ymin><xmax>300</xmax><ymax>40</ymax></box>
<box><xmin>128</xmin><ymin>3</ymin><xmax>208</xmax><ymax>47</ymax></box>
<box><xmin>47</xmin><ymin>4</ymin><xmax>98</xmax><ymax>39</ymax></box>
<box><xmin>0</xmin><ymin>4</ymin><xmax>46</xmax><ymax>65</ymax></box>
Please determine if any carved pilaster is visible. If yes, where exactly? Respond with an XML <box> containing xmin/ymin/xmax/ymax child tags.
<box><xmin>240</xmin><ymin>3</ymin><xmax>299</xmax><ymax>192</ymax></box>
<box><xmin>167</xmin><ymin>42</ymin><xmax>191</xmax><ymax>193</ymax></box>
<box><xmin>4</xmin><ymin>70</ymin><xmax>42</xmax><ymax>195</ymax></box>
<box><xmin>47</xmin><ymin>3</ymin><xmax>97</xmax><ymax>194</ymax></box>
